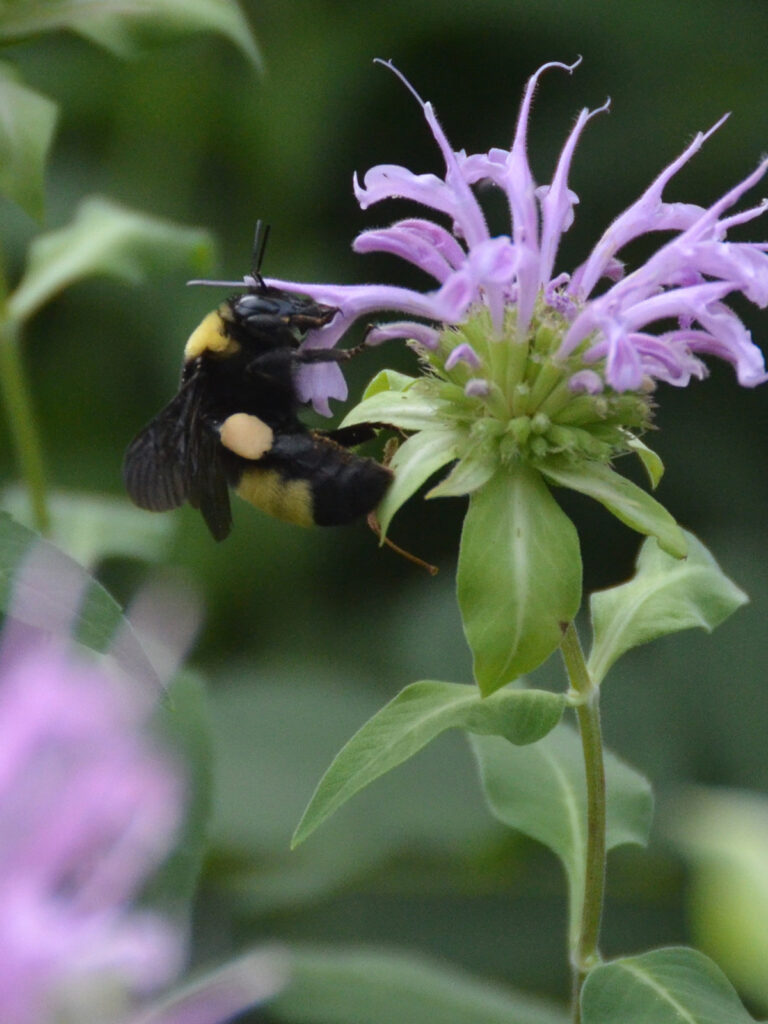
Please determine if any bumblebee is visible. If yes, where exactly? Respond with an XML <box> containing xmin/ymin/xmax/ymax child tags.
<box><xmin>123</xmin><ymin>226</ymin><xmax>392</xmax><ymax>541</ymax></box>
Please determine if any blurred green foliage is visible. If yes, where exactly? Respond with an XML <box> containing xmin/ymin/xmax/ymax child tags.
<box><xmin>2</xmin><ymin>0</ymin><xmax>768</xmax><ymax>1015</ymax></box>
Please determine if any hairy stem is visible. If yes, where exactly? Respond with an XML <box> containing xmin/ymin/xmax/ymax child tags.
<box><xmin>0</xmin><ymin>317</ymin><xmax>50</xmax><ymax>534</ymax></box>
<box><xmin>560</xmin><ymin>621</ymin><xmax>606</xmax><ymax>1024</ymax></box>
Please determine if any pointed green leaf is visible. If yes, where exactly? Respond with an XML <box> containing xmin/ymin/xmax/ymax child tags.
<box><xmin>0</xmin><ymin>510</ymin><xmax>160</xmax><ymax>689</ymax></box>
<box><xmin>0</xmin><ymin>0</ymin><xmax>261</xmax><ymax>67</ymax></box>
<box><xmin>426</xmin><ymin>451</ymin><xmax>496</xmax><ymax>499</ymax></box>
<box><xmin>588</xmin><ymin>531</ymin><xmax>748</xmax><ymax>685</ymax></box>
<box><xmin>626</xmin><ymin>436</ymin><xmax>665</xmax><ymax>489</ymax></box>
<box><xmin>539</xmin><ymin>457</ymin><xmax>687</xmax><ymax>558</ymax></box>
<box><xmin>340</xmin><ymin>387</ymin><xmax>454</xmax><ymax>433</ymax></box>
<box><xmin>581</xmin><ymin>947</ymin><xmax>757</xmax><ymax>1024</ymax></box>
<box><xmin>375</xmin><ymin>429</ymin><xmax>461</xmax><ymax>536</ymax></box>
<box><xmin>8</xmin><ymin>197</ymin><xmax>213</xmax><ymax>324</ymax></box>
<box><xmin>361</xmin><ymin>368</ymin><xmax>418</xmax><ymax>399</ymax></box>
<box><xmin>458</xmin><ymin>465</ymin><xmax>582</xmax><ymax>696</ymax></box>
<box><xmin>0</xmin><ymin>65</ymin><xmax>57</xmax><ymax>220</ymax></box>
<box><xmin>293</xmin><ymin>681</ymin><xmax>565</xmax><ymax>846</ymax></box>
<box><xmin>271</xmin><ymin>947</ymin><xmax>568</xmax><ymax>1024</ymax></box>
<box><xmin>472</xmin><ymin>722</ymin><xmax>652</xmax><ymax>945</ymax></box>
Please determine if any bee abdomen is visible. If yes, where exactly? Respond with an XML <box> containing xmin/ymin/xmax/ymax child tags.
<box><xmin>310</xmin><ymin>448</ymin><xmax>393</xmax><ymax>526</ymax></box>
<box><xmin>233</xmin><ymin>432</ymin><xmax>392</xmax><ymax>527</ymax></box>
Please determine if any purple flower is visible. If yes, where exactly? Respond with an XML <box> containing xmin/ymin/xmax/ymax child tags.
<box><xmin>0</xmin><ymin>555</ymin><xmax>285</xmax><ymax>1024</ymax></box>
<box><xmin>253</xmin><ymin>58</ymin><xmax>768</xmax><ymax>415</ymax></box>
<box><xmin>0</xmin><ymin>624</ymin><xmax>184</xmax><ymax>1024</ymax></box>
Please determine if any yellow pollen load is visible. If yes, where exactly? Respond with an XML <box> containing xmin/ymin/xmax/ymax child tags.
<box><xmin>183</xmin><ymin>308</ymin><xmax>240</xmax><ymax>360</ymax></box>
<box><xmin>219</xmin><ymin>413</ymin><xmax>274</xmax><ymax>460</ymax></box>
<box><xmin>236</xmin><ymin>468</ymin><xmax>315</xmax><ymax>527</ymax></box>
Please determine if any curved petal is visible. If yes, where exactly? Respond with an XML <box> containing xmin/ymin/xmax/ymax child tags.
<box><xmin>571</xmin><ymin>114</ymin><xmax>730</xmax><ymax>298</ymax></box>
<box><xmin>537</xmin><ymin>98</ymin><xmax>609</xmax><ymax>287</ymax></box>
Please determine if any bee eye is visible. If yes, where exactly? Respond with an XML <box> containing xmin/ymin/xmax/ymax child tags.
<box><xmin>234</xmin><ymin>294</ymin><xmax>281</xmax><ymax>318</ymax></box>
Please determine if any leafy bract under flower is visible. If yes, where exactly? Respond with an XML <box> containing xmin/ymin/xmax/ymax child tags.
<box><xmin>255</xmin><ymin>57</ymin><xmax>768</xmax><ymax>416</ymax></box>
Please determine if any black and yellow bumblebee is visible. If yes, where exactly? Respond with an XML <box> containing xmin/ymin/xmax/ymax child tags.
<box><xmin>123</xmin><ymin>225</ymin><xmax>392</xmax><ymax>541</ymax></box>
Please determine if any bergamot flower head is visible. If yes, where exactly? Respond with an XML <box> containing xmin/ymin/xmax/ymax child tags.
<box><xmin>261</xmin><ymin>56</ymin><xmax>768</xmax><ymax>405</ymax></box>
<box><xmin>204</xmin><ymin>57</ymin><xmax>768</xmax><ymax>554</ymax></box>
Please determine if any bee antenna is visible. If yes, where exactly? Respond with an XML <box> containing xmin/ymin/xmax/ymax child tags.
<box><xmin>252</xmin><ymin>220</ymin><xmax>271</xmax><ymax>286</ymax></box>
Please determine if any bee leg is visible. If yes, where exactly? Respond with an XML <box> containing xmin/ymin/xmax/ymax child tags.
<box><xmin>295</xmin><ymin>342</ymin><xmax>368</xmax><ymax>364</ymax></box>
<box><xmin>321</xmin><ymin>424</ymin><xmax>380</xmax><ymax>447</ymax></box>
<box><xmin>244</xmin><ymin>349</ymin><xmax>297</xmax><ymax>395</ymax></box>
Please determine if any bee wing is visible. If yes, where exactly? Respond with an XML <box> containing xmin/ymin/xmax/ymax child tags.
<box><xmin>123</xmin><ymin>372</ymin><xmax>233</xmax><ymax>541</ymax></box>
<box><xmin>185</xmin><ymin>420</ymin><xmax>232</xmax><ymax>542</ymax></box>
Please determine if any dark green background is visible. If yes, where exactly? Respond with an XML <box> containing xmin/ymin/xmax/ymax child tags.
<box><xmin>2</xmin><ymin>0</ymin><xmax>768</xmax><ymax>1013</ymax></box>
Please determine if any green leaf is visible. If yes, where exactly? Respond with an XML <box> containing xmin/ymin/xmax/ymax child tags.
<box><xmin>208</xmin><ymin>675</ymin><xmax>499</xmax><ymax>913</ymax></box>
<box><xmin>472</xmin><ymin>722</ymin><xmax>653</xmax><ymax>946</ymax></box>
<box><xmin>0</xmin><ymin>64</ymin><xmax>57</xmax><ymax>220</ymax></box>
<box><xmin>292</xmin><ymin>681</ymin><xmax>565</xmax><ymax>847</ymax></box>
<box><xmin>340</xmin><ymin>387</ymin><xmax>454</xmax><ymax>433</ymax></box>
<box><xmin>426</xmin><ymin>451</ymin><xmax>497</xmax><ymax>499</ymax></box>
<box><xmin>539</xmin><ymin>457</ymin><xmax>687</xmax><ymax>558</ymax></box>
<box><xmin>588</xmin><ymin>531</ymin><xmax>748</xmax><ymax>685</ymax></box>
<box><xmin>581</xmin><ymin>947</ymin><xmax>757</xmax><ymax>1024</ymax></box>
<box><xmin>375</xmin><ymin>429</ymin><xmax>461</xmax><ymax>536</ymax></box>
<box><xmin>361</xmin><ymin>368</ymin><xmax>418</xmax><ymax>399</ymax></box>
<box><xmin>457</xmin><ymin>465</ymin><xmax>582</xmax><ymax>696</ymax></box>
<box><xmin>143</xmin><ymin>671</ymin><xmax>212</xmax><ymax>926</ymax></box>
<box><xmin>626</xmin><ymin>436</ymin><xmax>665</xmax><ymax>489</ymax></box>
<box><xmin>0</xmin><ymin>0</ymin><xmax>261</xmax><ymax>67</ymax></box>
<box><xmin>8</xmin><ymin>197</ymin><xmax>214</xmax><ymax>324</ymax></box>
<box><xmin>270</xmin><ymin>947</ymin><xmax>567</xmax><ymax>1024</ymax></box>
<box><xmin>0</xmin><ymin>510</ymin><xmax>160</xmax><ymax>689</ymax></box>
<box><xmin>2</xmin><ymin>485</ymin><xmax>174</xmax><ymax>568</ymax></box>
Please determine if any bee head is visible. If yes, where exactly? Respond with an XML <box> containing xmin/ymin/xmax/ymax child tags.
<box><xmin>228</xmin><ymin>287</ymin><xmax>338</xmax><ymax>344</ymax></box>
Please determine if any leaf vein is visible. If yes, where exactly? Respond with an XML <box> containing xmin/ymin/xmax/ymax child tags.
<box><xmin>618</xmin><ymin>961</ymin><xmax>699</xmax><ymax>1024</ymax></box>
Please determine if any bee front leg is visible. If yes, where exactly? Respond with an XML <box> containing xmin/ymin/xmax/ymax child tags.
<box><xmin>296</xmin><ymin>342</ymin><xmax>368</xmax><ymax>365</ymax></box>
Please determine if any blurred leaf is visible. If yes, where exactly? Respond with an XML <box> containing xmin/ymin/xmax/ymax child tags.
<box><xmin>666</xmin><ymin>787</ymin><xmax>768</xmax><ymax>1013</ymax></box>
<box><xmin>293</xmin><ymin>681</ymin><xmax>565</xmax><ymax>847</ymax></box>
<box><xmin>539</xmin><ymin>457</ymin><xmax>687</xmax><ymax>558</ymax></box>
<box><xmin>581</xmin><ymin>947</ymin><xmax>756</xmax><ymax>1024</ymax></box>
<box><xmin>271</xmin><ymin>947</ymin><xmax>567</xmax><ymax>1024</ymax></box>
<box><xmin>8</xmin><ymin>197</ymin><xmax>214</xmax><ymax>324</ymax></box>
<box><xmin>457</xmin><ymin>465</ymin><xmax>582</xmax><ymax>696</ymax></box>
<box><xmin>0</xmin><ymin>0</ymin><xmax>261</xmax><ymax>67</ymax></box>
<box><xmin>0</xmin><ymin>63</ymin><xmax>57</xmax><ymax>220</ymax></box>
<box><xmin>376</xmin><ymin>429</ymin><xmax>461</xmax><ymax>536</ymax></box>
<box><xmin>144</xmin><ymin>671</ymin><xmax>213</xmax><ymax>926</ymax></box>
<box><xmin>472</xmin><ymin>722</ymin><xmax>652</xmax><ymax>945</ymax></box>
<box><xmin>588</xmin><ymin>531</ymin><xmax>747</xmax><ymax>685</ymax></box>
<box><xmin>2</xmin><ymin>485</ymin><xmax>174</xmax><ymax>568</ymax></box>
<box><xmin>0</xmin><ymin>510</ymin><xmax>160</xmax><ymax>689</ymax></box>
<box><xmin>626</xmin><ymin>436</ymin><xmax>665</xmax><ymax>489</ymax></box>
<box><xmin>132</xmin><ymin>946</ymin><xmax>288</xmax><ymax>1024</ymax></box>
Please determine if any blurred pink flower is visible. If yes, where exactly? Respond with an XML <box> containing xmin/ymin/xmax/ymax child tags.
<box><xmin>0</xmin><ymin>626</ymin><xmax>183</xmax><ymax>1024</ymax></box>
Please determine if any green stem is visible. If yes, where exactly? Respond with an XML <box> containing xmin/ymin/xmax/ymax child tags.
<box><xmin>0</xmin><ymin>316</ymin><xmax>50</xmax><ymax>534</ymax></box>
<box><xmin>560</xmin><ymin>621</ymin><xmax>606</xmax><ymax>1024</ymax></box>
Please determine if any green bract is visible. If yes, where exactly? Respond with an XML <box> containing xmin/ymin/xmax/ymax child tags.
<box><xmin>346</xmin><ymin>304</ymin><xmax>687</xmax><ymax>693</ymax></box>
<box><xmin>348</xmin><ymin>305</ymin><xmax>660</xmax><ymax>526</ymax></box>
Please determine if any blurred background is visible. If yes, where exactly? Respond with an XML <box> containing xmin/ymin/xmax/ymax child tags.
<box><xmin>2</xmin><ymin>0</ymin><xmax>768</xmax><ymax>1015</ymax></box>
